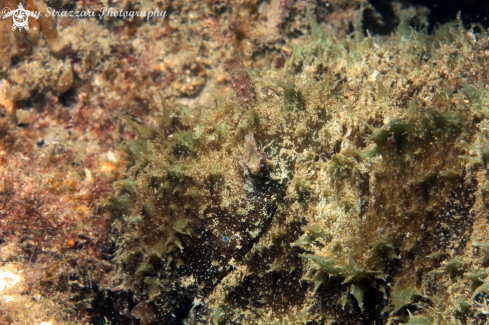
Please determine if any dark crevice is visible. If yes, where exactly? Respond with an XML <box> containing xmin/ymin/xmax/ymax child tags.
<box><xmin>364</xmin><ymin>0</ymin><xmax>489</xmax><ymax>36</ymax></box>
<box><xmin>166</xmin><ymin>298</ymin><xmax>193</xmax><ymax>325</ymax></box>
<box><xmin>90</xmin><ymin>289</ymin><xmax>137</xmax><ymax>325</ymax></box>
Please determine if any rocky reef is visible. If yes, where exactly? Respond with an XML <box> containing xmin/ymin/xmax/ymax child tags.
<box><xmin>106</xmin><ymin>12</ymin><xmax>489</xmax><ymax>325</ymax></box>
<box><xmin>1</xmin><ymin>1</ymin><xmax>489</xmax><ymax>324</ymax></box>
<box><xmin>0</xmin><ymin>0</ymin><xmax>74</xmax><ymax>104</ymax></box>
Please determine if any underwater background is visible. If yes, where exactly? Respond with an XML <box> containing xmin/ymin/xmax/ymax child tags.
<box><xmin>1</xmin><ymin>0</ymin><xmax>489</xmax><ymax>324</ymax></box>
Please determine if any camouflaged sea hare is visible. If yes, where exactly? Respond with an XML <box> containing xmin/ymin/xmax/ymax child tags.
<box><xmin>107</xmin><ymin>15</ymin><xmax>489</xmax><ymax>325</ymax></box>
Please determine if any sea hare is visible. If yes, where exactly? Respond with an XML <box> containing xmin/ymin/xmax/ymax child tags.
<box><xmin>105</xmin><ymin>13</ymin><xmax>489</xmax><ymax>325</ymax></box>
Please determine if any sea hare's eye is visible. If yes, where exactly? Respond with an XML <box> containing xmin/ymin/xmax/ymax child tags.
<box><xmin>222</xmin><ymin>236</ymin><xmax>230</xmax><ymax>243</ymax></box>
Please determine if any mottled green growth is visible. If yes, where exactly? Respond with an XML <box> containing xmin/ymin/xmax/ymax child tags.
<box><xmin>367</xmin><ymin>126</ymin><xmax>390</xmax><ymax>147</ymax></box>
<box><xmin>275</xmin><ymin>80</ymin><xmax>303</xmax><ymax>111</ymax></box>
<box><xmin>444</xmin><ymin>257</ymin><xmax>466</xmax><ymax>279</ymax></box>
<box><xmin>307</xmin><ymin>10</ymin><xmax>329</xmax><ymax>44</ymax></box>
<box><xmin>463</xmin><ymin>83</ymin><xmax>483</xmax><ymax>109</ymax></box>
<box><xmin>453</xmin><ymin>298</ymin><xmax>470</xmax><ymax>319</ymax></box>
<box><xmin>135</xmin><ymin>124</ymin><xmax>156</xmax><ymax>140</ymax></box>
<box><xmin>475</xmin><ymin>241</ymin><xmax>489</xmax><ymax>249</ymax></box>
<box><xmin>370</xmin><ymin>239</ymin><xmax>398</xmax><ymax>261</ymax></box>
<box><xmin>311</xmin><ymin>270</ymin><xmax>327</xmax><ymax>294</ymax></box>
<box><xmin>377</xmin><ymin>80</ymin><xmax>390</xmax><ymax>101</ymax></box>
<box><xmin>464</xmin><ymin>270</ymin><xmax>488</xmax><ymax>285</ymax></box>
<box><xmin>428</xmin><ymin>109</ymin><xmax>465</xmax><ymax>137</ymax></box>
<box><xmin>368</xmin><ymin>110</ymin><xmax>465</xmax><ymax>159</ymax></box>
<box><xmin>434</xmin><ymin>21</ymin><xmax>457</xmax><ymax>43</ymax></box>
<box><xmin>293</xmin><ymin>235</ymin><xmax>312</xmax><ymax>249</ymax></box>
<box><xmin>306</xmin><ymin>255</ymin><xmax>346</xmax><ymax>276</ymax></box>
<box><xmin>121</xmin><ymin>180</ymin><xmax>136</xmax><ymax>194</ymax></box>
<box><xmin>208</xmin><ymin>165</ymin><xmax>223</xmax><ymax>182</ymax></box>
<box><xmin>305</xmin><ymin>237</ymin><xmax>395</xmax><ymax>310</ymax></box>
<box><xmin>471</xmin><ymin>279</ymin><xmax>489</xmax><ymax>300</ymax></box>
<box><xmin>173</xmin><ymin>130</ymin><xmax>201</xmax><ymax>154</ymax></box>
<box><xmin>329</xmin><ymin>157</ymin><xmax>352</xmax><ymax>180</ymax></box>
<box><xmin>126</xmin><ymin>139</ymin><xmax>150</xmax><ymax>157</ymax></box>
<box><xmin>246</xmin><ymin>110</ymin><xmax>260</xmax><ymax>127</ymax></box>
<box><xmin>142</xmin><ymin>201</ymin><xmax>155</xmax><ymax>216</ymax></box>
<box><xmin>120</xmin><ymin>252</ymin><xmax>136</xmax><ymax>265</ymax></box>
<box><xmin>112</xmin><ymin>193</ymin><xmax>131</xmax><ymax>209</ymax></box>
<box><xmin>481</xmin><ymin>146</ymin><xmax>489</xmax><ymax>166</ymax></box>
<box><xmin>214</xmin><ymin>123</ymin><xmax>229</xmax><ymax>141</ymax></box>
<box><xmin>148</xmin><ymin>163</ymin><xmax>168</xmax><ymax>180</ymax></box>
<box><xmin>212</xmin><ymin>304</ymin><xmax>229</xmax><ymax>325</ymax></box>
<box><xmin>351</xmin><ymin>283</ymin><xmax>367</xmax><ymax>311</ymax></box>
<box><xmin>406</xmin><ymin>315</ymin><xmax>436</xmax><ymax>325</ymax></box>
<box><xmin>186</xmin><ymin>187</ymin><xmax>200</xmax><ymax>198</ymax></box>
<box><xmin>135</xmin><ymin>260</ymin><xmax>155</xmax><ymax>278</ymax></box>
<box><xmin>125</xmin><ymin>117</ymin><xmax>156</xmax><ymax>140</ymax></box>
<box><xmin>398</xmin><ymin>14</ymin><xmax>412</xmax><ymax>41</ymax></box>
<box><xmin>391</xmin><ymin>277</ymin><xmax>419</xmax><ymax>313</ymax></box>
<box><xmin>294</xmin><ymin>178</ymin><xmax>311</xmax><ymax>197</ymax></box>
<box><xmin>151</xmin><ymin>241</ymin><xmax>166</xmax><ymax>255</ymax></box>
<box><xmin>305</xmin><ymin>225</ymin><xmax>331</xmax><ymax>242</ymax></box>
<box><xmin>173</xmin><ymin>218</ymin><xmax>191</xmax><ymax>235</ymax></box>
<box><xmin>167</xmin><ymin>163</ymin><xmax>186</xmax><ymax>179</ymax></box>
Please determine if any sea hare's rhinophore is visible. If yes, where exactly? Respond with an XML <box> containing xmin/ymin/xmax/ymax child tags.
<box><xmin>224</xmin><ymin>54</ymin><xmax>256</xmax><ymax>109</ymax></box>
<box><xmin>243</xmin><ymin>133</ymin><xmax>268</xmax><ymax>175</ymax></box>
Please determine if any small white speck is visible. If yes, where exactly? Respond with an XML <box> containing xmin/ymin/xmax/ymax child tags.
<box><xmin>107</xmin><ymin>151</ymin><xmax>117</xmax><ymax>162</ymax></box>
<box><xmin>368</xmin><ymin>70</ymin><xmax>379</xmax><ymax>82</ymax></box>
